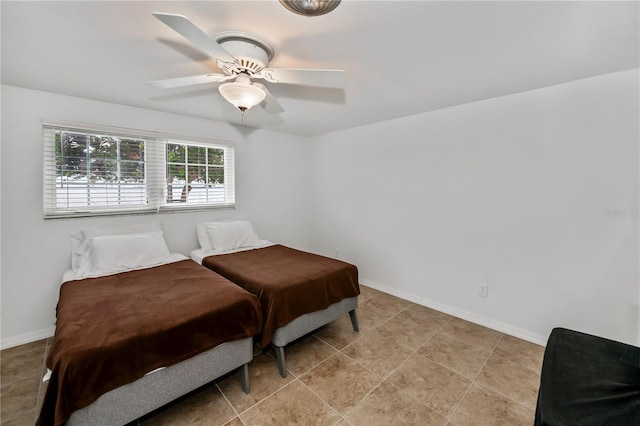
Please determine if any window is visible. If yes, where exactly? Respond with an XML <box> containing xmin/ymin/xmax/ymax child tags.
<box><xmin>166</xmin><ymin>142</ymin><xmax>229</xmax><ymax>205</ymax></box>
<box><xmin>43</xmin><ymin>121</ymin><xmax>235</xmax><ymax>218</ymax></box>
<box><xmin>50</xmin><ymin>130</ymin><xmax>147</xmax><ymax>209</ymax></box>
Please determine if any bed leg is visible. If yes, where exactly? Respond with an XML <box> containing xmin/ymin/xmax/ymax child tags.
<box><xmin>274</xmin><ymin>345</ymin><xmax>287</xmax><ymax>378</ymax></box>
<box><xmin>349</xmin><ymin>309</ymin><xmax>360</xmax><ymax>332</ymax></box>
<box><xmin>240</xmin><ymin>363</ymin><xmax>250</xmax><ymax>394</ymax></box>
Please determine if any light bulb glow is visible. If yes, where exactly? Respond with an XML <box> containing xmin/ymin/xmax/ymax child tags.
<box><xmin>218</xmin><ymin>81</ymin><xmax>266</xmax><ymax>111</ymax></box>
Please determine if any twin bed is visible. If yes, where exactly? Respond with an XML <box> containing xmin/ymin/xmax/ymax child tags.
<box><xmin>39</xmin><ymin>221</ymin><xmax>360</xmax><ymax>425</ymax></box>
<box><xmin>192</xmin><ymin>220</ymin><xmax>360</xmax><ymax>377</ymax></box>
<box><xmin>196</xmin><ymin>243</ymin><xmax>360</xmax><ymax>377</ymax></box>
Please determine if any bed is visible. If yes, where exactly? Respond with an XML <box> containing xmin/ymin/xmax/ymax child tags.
<box><xmin>191</xmin><ymin>220</ymin><xmax>360</xmax><ymax>378</ymax></box>
<box><xmin>37</xmin><ymin>224</ymin><xmax>262</xmax><ymax>426</ymax></box>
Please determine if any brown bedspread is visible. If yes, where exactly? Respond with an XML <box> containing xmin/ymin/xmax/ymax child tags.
<box><xmin>202</xmin><ymin>245</ymin><xmax>359</xmax><ymax>346</ymax></box>
<box><xmin>37</xmin><ymin>259</ymin><xmax>262</xmax><ymax>426</ymax></box>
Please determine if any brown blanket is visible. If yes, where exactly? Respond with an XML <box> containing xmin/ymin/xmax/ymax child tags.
<box><xmin>38</xmin><ymin>259</ymin><xmax>262</xmax><ymax>426</ymax></box>
<box><xmin>202</xmin><ymin>245</ymin><xmax>359</xmax><ymax>346</ymax></box>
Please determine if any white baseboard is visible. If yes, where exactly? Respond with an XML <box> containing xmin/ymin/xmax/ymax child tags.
<box><xmin>1</xmin><ymin>326</ymin><xmax>55</xmax><ymax>350</ymax></box>
<box><xmin>359</xmin><ymin>278</ymin><xmax>548</xmax><ymax>346</ymax></box>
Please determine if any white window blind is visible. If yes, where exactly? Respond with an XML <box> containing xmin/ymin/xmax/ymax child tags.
<box><xmin>43</xmin><ymin>121</ymin><xmax>235</xmax><ymax>218</ymax></box>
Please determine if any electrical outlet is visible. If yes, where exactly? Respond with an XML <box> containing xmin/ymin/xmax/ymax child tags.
<box><xmin>479</xmin><ymin>284</ymin><xmax>488</xmax><ymax>298</ymax></box>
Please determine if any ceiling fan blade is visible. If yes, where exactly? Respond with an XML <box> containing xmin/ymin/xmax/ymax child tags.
<box><xmin>152</xmin><ymin>12</ymin><xmax>236</xmax><ymax>65</ymax></box>
<box><xmin>146</xmin><ymin>73</ymin><xmax>234</xmax><ymax>89</ymax></box>
<box><xmin>257</xmin><ymin>68</ymin><xmax>345</xmax><ymax>89</ymax></box>
<box><xmin>254</xmin><ymin>83</ymin><xmax>284</xmax><ymax>114</ymax></box>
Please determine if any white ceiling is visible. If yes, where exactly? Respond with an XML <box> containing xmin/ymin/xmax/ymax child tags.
<box><xmin>2</xmin><ymin>1</ymin><xmax>638</xmax><ymax>137</ymax></box>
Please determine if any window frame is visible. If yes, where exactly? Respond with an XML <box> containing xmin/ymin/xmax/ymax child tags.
<box><xmin>42</xmin><ymin>121</ymin><xmax>235</xmax><ymax>219</ymax></box>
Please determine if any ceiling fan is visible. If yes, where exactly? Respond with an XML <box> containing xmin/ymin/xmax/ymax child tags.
<box><xmin>147</xmin><ymin>13</ymin><xmax>345</xmax><ymax>115</ymax></box>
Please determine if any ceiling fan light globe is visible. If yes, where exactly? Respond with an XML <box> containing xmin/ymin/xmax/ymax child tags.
<box><xmin>301</xmin><ymin>0</ymin><xmax>319</xmax><ymax>11</ymax></box>
<box><xmin>279</xmin><ymin>0</ymin><xmax>341</xmax><ymax>16</ymax></box>
<box><xmin>218</xmin><ymin>82</ymin><xmax>266</xmax><ymax>111</ymax></box>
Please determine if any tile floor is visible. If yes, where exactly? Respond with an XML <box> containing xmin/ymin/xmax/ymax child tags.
<box><xmin>1</xmin><ymin>286</ymin><xmax>545</xmax><ymax>425</ymax></box>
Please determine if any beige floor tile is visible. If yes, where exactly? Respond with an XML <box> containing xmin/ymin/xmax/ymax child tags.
<box><xmin>0</xmin><ymin>375</ymin><xmax>40</xmax><ymax>421</ymax></box>
<box><xmin>386</xmin><ymin>353</ymin><xmax>471</xmax><ymax>417</ymax></box>
<box><xmin>281</xmin><ymin>335</ymin><xmax>337</xmax><ymax>377</ymax></box>
<box><xmin>1</xmin><ymin>409</ymin><xmax>36</xmax><ymax>426</ymax></box>
<box><xmin>399</xmin><ymin>304</ymin><xmax>452</xmax><ymax>328</ymax></box>
<box><xmin>35</xmin><ymin>383</ymin><xmax>45</xmax><ymax>416</ymax></box>
<box><xmin>417</xmin><ymin>333</ymin><xmax>490</xmax><ymax>379</ymax></box>
<box><xmin>438</xmin><ymin>318</ymin><xmax>502</xmax><ymax>352</ymax></box>
<box><xmin>450</xmin><ymin>384</ymin><xmax>534</xmax><ymax>426</ymax></box>
<box><xmin>375</xmin><ymin>314</ymin><xmax>442</xmax><ymax>351</ymax></box>
<box><xmin>314</xmin><ymin>315</ymin><xmax>363</xmax><ymax>350</ymax></box>
<box><xmin>346</xmin><ymin>382</ymin><xmax>446</xmax><ymax>426</ymax></box>
<box><xmin>221</xmin><ymin>417</ymin><xmax>243</xmax><ymax>426</ymax></box>
<box><xmin>358</xmin><ymin>285</ymin><xmax>385</xmax><ymax>302</ymax></box>
<box><xmin>217</xmin><ymin>352</ymin><xmax>293</xmax><ymax>414</ymax></box>
<box><xmin>300</xmin><ymin>352</ymin><xmax>381</xmax><ymax>415</ymax></box>
<box><xmin>341</xmin><ymin>330</ymin><xmax>413</xmax><ymax>377</ymax></box>
<box><xmin>476</xmin><ymin>354</ymin><xmax>540</xmax><ymax>409</ymax></box>
<box><xmin>0</xmin><ymin>339</ymin><xmax>47</xmax><ymax>360</ymax></box>
<box><xmin>366</xmin><ymin>293</ymin><xmax>412</xmax><ymax>316</ymax></box>
<box><xmin>241</xmin><ymin>380</ymin><xmax>340</xmax><ymax>426</ymax></box>
<box><xmin>46</xmin><ymin>338</ymin><xmax>55</xmax><ymax>358</ymax></box>
<box><xmin>493</xmin><ymin>334</ymin><xmax>545</xmax><ymax>372</ymax></box>
<box><xmin>1</xmin><ymin>345</ymin><xmax>46</xmax><ymax>384</ymax></box>
<box><xmin>142</xmin><ymin>383</ymin><xmax>236</xmax><ymax>426</ymax></box>
<box><xmin>356</xmin><ymin>300</ymin><xmax>396</xmax><ymax>331</ymax></box>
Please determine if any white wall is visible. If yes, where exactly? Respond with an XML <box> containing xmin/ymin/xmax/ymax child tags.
<box><xmin>0</xmin><ymin>85</ymin><xmax>310</xmax><ymax>348</ymax></box>
<box><xmin>307</xmin><ymin>70</ymin><xmax>640</xmax><ymax>346</ymax></box>
<box><xmin>3</xmin><ymin>70</ymin><xmax>639</xmax><ymax>349</ymax></box>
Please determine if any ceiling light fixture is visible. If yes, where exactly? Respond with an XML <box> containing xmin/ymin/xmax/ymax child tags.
<box><xmin>279</xmin><ymin>0</ymin><xmax>341</xmax><ymax>17</ymax></box>
<box><xmin>218</xmin><ymin>74</ymin><xmax>266</xmax><ymax>114</ymax></box>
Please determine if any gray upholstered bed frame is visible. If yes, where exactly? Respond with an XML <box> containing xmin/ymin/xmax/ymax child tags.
<box><xmin>271</xmin><ymin>296</ymin><xmax>359</xmax><ymax>378</ymax></box>
<box><xmin>67</xmin><ymin>337</ymin><xmax>253</xmax><ymax>426</ymax></box>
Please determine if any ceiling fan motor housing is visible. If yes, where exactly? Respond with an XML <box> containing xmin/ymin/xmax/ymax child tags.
<box><xmin>215</xmin><ymin>33</ymin><xmax>274</xmax><ymax>76</ymax></box>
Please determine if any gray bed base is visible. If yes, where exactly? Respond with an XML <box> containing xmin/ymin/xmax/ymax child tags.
<box><xmin>67</xmin><ymin>337</ymin><xmax>253</xmax><ymax>426</ymax></box>
<box><xmin>271</xmin><ymin>296</ymin><xmax>359</xmax><ymax>378</ymax></box>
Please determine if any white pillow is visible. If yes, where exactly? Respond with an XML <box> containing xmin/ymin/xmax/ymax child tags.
<box><xmin>76</xmin><ymin>231</ymin><xmax>172</xmax><ymax>278</ymax></box>
<box><xmin>70</xmin><ymin>222</ymin><xmax>163</xmax><ymax>271</ymax></box>
<box><xmin>196</xmin><ymin>222</ymin><xmax>213</xmax><ymax>251</ymax></box>
<box><xmin>70</xmin><ymin>230</ymin><xmax>86</xmax><ymax>272</ymax></box>
<box><xmin>205</xmin><ymin>220</ymin><xmax>260</xmax><ymax>251</ymax></box>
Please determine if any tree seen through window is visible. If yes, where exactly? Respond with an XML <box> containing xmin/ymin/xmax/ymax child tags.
<box><xmin>166</xmin><ymin>142</ymin><xmax>225</xmax><ymax>204</ymax></box>
<box><xmin>55</xmin><ymin>131</ymin><xmax>145</xmax><ymax>207</ymax></box>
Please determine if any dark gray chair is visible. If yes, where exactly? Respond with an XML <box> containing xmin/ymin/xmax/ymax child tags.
<box><xmin>535</xmin><ymin>328</ymin><xmax>640</xmax><ymax>426</ymax></box>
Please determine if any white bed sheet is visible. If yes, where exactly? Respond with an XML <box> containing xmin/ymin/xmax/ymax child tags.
<box><xmin>190</xmin><ymin>240</ymin><xmax>274</xmax><ymax>264</ymax></box>
<box><xmin>62</xmin><ymin>253</ymin><xmax>188</xmax><ymax>283</ymax></box>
